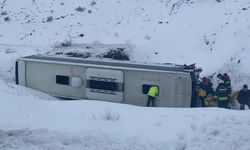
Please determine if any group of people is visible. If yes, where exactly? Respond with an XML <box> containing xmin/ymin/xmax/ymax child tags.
<box><xmin>145</xmin><ymin>73</ymin><xmax>250</xmax><ymax>110</ymax></box>
<box><xmin>197</xmin><ymin>73</ymin><xmax>250</xmax><ymax>110</ymax></box>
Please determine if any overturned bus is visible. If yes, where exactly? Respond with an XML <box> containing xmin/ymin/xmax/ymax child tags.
<box><xmin>15</xmin><ymin>54</ymin><xmax>201</xmax><ymax>107</ymax></box>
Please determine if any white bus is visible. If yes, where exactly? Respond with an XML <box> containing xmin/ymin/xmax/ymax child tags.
<box><xmin>16</xmin><ymin>54</ymin><xmax>201</xmax><ymax>107</ymax></box>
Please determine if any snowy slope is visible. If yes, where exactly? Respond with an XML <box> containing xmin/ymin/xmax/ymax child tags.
<box><xmin>1</xmin><ymin>0</ymin><xmax>250</xmax><ymax>149</ymax></box>
<box><xmin>0</xmin><ymin>89</ymin><xmax>250</xmax><ymax>150</ymax></box>
<box><xmin>0</xmin><ymin>0</ymin><xmax>250</xmax><ymax>88</ymax></box>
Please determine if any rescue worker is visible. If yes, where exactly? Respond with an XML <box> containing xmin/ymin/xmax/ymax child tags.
<box><xmin>217</xmin><ymin>73</ymin><xmax>223</xmax><ymax>81</ymax></box>
<box><xmin>197</xmin><ymin>86</ymin><xmax>206</xmax><ymax>107</ymax></box>
<box><xmin>217</xmin><ymin>73</ymin><xmax>231</xmax><ymax>91</ymax></box>
<box><xmin>215</xmin><ymin>82</ymin><xmax>231</xmax><ymax>108</ymax></box>
<box><xmin>202</xmin><ymin>77</ymin><xmax>214</xmax><ymax>96</ymax></box>
<box><xmin>223</xmin><ymin>73</ymin><xmax>232</xmax><ymax>91</ymax></box>
<box><xmin>147</xmin><ymin>85</ymin><xmax>159</xmax><ymax>107</ymax></box>
<box><xmin>197</xmin><ymin>77</ymin><xmax>214</xmax><ymax>107</ymax></box>
<box><xmin>229</xmin><ymin>91</ymin><xmax>238</xmax><ymax>109</ymax></box>
<box><xmin>237</xmin><ymin>84</ymin><xmax>250</xmax><ymax>110</ymax></box>
<box><xmin>201</xmin><ymin>77</ymin><xmax>215</xmax><ymax>107</ymax></box>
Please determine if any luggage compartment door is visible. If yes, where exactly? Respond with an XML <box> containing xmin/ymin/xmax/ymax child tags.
<box><xmin>86</xmin><ymin>68</ymin><xmax>124</xmax><ymax>103</ymax></box>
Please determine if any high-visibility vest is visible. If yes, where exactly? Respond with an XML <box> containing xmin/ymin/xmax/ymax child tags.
<box><xmin>217</xmin><ymin>96</ymin><xmax>229</xmax><ymax>101</ymax></box>
<box><xmin>147</xmin><ymin>86</ymin><xmax>159</xmax><ymax>97</ymax></box>
<box><xmin>198</xmin><ymin>89</ymin><xmax>206</xmax><ymax>97</ymax></box>
<box><xmin>216</xmin><ymin>83</ymin><xmax>230</xmax><ymax>100</ymax></box>
<box><xmin>229</xmin><ymin>91</ymin><xmax>238</xmax><ymax>101</ymax></box>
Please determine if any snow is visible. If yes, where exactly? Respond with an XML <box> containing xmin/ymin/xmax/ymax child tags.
<box><xmin>1</xmin><ymin>83</ymin><xmax>250</xmax><ymax>150</ymax></box>
<box><xmin>0</xmin><ymin>88</ymin><xmax>250</xmax><ymax>149</ymax></box>
<box><xmin>1</xmin><ymin>0</ymin><xmax>250</xmax><ymax>88</ymax></box>
<box><xmin>0</xmin><ymin>0</ymin><xmax>250</xmax><ymax>149</ymax></box>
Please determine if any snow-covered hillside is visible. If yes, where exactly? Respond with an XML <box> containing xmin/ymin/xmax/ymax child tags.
<box><xmin>1</xmin><ymin>0</ymin><xmax>250</xmax><ymax>149</ymax></box>
<box><xmin>1</xmin><ymin>0</ymin><xmax>250</xmax><ymax>88</ymax></box>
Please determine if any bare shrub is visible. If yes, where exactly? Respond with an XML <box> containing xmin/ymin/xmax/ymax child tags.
<box><xmin>210</xmin><ymin>130</ymin><xmax>219</xmax><ymax>136</ymax></box>
<box><xmin>61</xmin><ymin>39</ymin><xmax>72</xmax><ymax>47</ymax></box>
<box><xmin>1</xmin><ymin>11</ymin><xmax>7</xmax><ymax>15</ymax></box>
<box><xmin>103</xmin><ymin>109</ymin><xmax>120</xmax><ymax>121</ymax></box>
<box><xmin>92</xmin><ymin>109</ymin><xmax>120</xmax><ymax>121</ymax></box>
<box><xmin>75</xmin><ymin>6</ymin><xmax>85</xmax><ymax>12</ymax></box>
<box><xmin>46</xmin><ymin>16</ymin><xmax>53</xmax><ymax>22</ymax></box>
<box><xmin>88</xmin><ymin>10</ymin><xmax>92</xmax><ymax>14</ymax></box>
<box><xmin>90</xmin><ymin>1</ymin><xmax>97</xmax><ymax>6</ymax></box>
<box><xmin>4</xmin><ymin>16</ymin><xmax>10</xmax><ymax>22</ymax></box>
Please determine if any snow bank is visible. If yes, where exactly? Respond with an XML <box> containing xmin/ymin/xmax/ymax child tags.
<box><xmin>0</xmin><ymin>92</ymin><xmax>250</xmax><ymax>150</ymax></box>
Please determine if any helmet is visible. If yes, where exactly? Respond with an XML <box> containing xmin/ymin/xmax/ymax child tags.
<box><xmin>223</xmin><ymin>73</ymin><xmax>228</xmax><ymax>76</ymax></box>
<box><xmin>243</xmin><ymin>84</ymin><xmax>248</xmax><ymax>89</ymax></box>
<box><xmin>217</xmin><ymin>74</ymin><xmax>222</xmax><ymax>78</ymax></box>
<box><xmin>223</xmin><ymin>73</ymin><xmax>230</xmax><ymax>81</ymax></box>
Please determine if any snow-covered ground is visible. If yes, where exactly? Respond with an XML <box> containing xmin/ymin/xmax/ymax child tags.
<box><xmin>1</xmin><ymin>87</ymin><xmax>250</xmax><ymax>150</ymax></box>
<box><xmin>1</xmin><ymin>0</ymin><xmax>250</xmax><ymax>149</ymax></box>
<box><xmin>1</xmin><ymin>86</ymin><xmax>250</xmax><ymax>150</ymax></box>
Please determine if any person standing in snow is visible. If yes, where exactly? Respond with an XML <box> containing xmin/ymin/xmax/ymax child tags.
<box><xmin>237</xmin><ymin>84</ymin><xmax>250</xmax><ymax>110</ymax></box>
<box><xmin>215</xmin><ymin>82</ymin><xmax>231</xmax><ymax>108</ymax></box>
<box><xmin>223</xmin><ymin>73</ymin><xmax>232</xmax><ymax>91</ymax></box>
<box><xmin>146</xmin><ymin>85</ymin><xmax>159</xmax><ymax>107</ymax></box>
<box><xmin>216</xmin><ymin>73</ymin><xmax>232</xmax><ymax>108</ymax></box>
<box><xmin>202</xmin><ymin>77</ymin><xmax>215</xmax><ymax>107</ymax></box>
<box><xmin>197</xmin><ymin>86</ymin><xmax>206</xmax><ymax>107</ymax></box>
<box><xmin>217</xmin><ymin>73</ymin><xmax>231</xmax><ymax>90</ymax></box>
<box><xmin>202</xmin><ymin>77</ymin><xmax>214</xmax><ymax>96</ymax></box>
<box><xmin>196</xmin><ymin>77</ymin><xmax>214</xmax><ymax>107</ymax></box>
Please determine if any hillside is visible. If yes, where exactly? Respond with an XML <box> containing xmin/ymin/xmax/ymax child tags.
<box><xmin>0</xmin><ymin>0</ymin><xmax>250</xmax><ymax>88</ymax></box>
<box><xmin>0</xmin><ymin>0</ymin><xmax>250</xmax><ymax>149</ymax></box>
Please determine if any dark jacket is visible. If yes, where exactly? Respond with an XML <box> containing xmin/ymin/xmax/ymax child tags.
<box><xmin>237</xmin><ymin>89</ymin><xmax>250</xmax><ymax>104</ymax></box>
<box><xmin>204</xmin><ymin>82</ymin><xmax>214</xmax><ymax>96</ymax></box>
<box><xmin>198</xmin><ymin>82</ymin><xmax>214</xmax><ymax>96</ymax></box>
<box><xmin>216</xmin><ymin>83</ymin><xmax>231</xmax><ymax>100</ymax></box>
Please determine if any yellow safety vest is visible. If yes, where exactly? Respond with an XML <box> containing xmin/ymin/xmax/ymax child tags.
<box><xmin>198</xmin><ymin>89</ymin><xmax>206</xmax><ymax>97</ymax></box>
<box><xmin>229</xmin><ymin>91</ymin><xmax>238</xmax><ymax>101</ymax></box>
<box><xmin>147</xmin><ymin>86</ymin><xmax>159</xmax><ymax>97</ymax></box>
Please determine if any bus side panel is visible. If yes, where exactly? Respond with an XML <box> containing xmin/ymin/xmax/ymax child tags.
<box><xmin>123</xmin><ymin>70</ymin><xmax>192</xmax><ymax>107</ymax></box>
<box><xmin>174</xmin><ymin>75</ymin><xmax>192</xmax><ymax>107</ymax></box>
<box><xmin>157</xmin><ymin>73</ymin><xmax>176</xmax><ymax>107</ymax></box>
<box><xmin>123</xmin><ymin>70</ymin><xmax>146</xmax><ymax>106</ymax></box>
<box><xmin>25</xmin><ymin>61</ymin><xmax>86</xmax><ymax>99</ymax></box>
